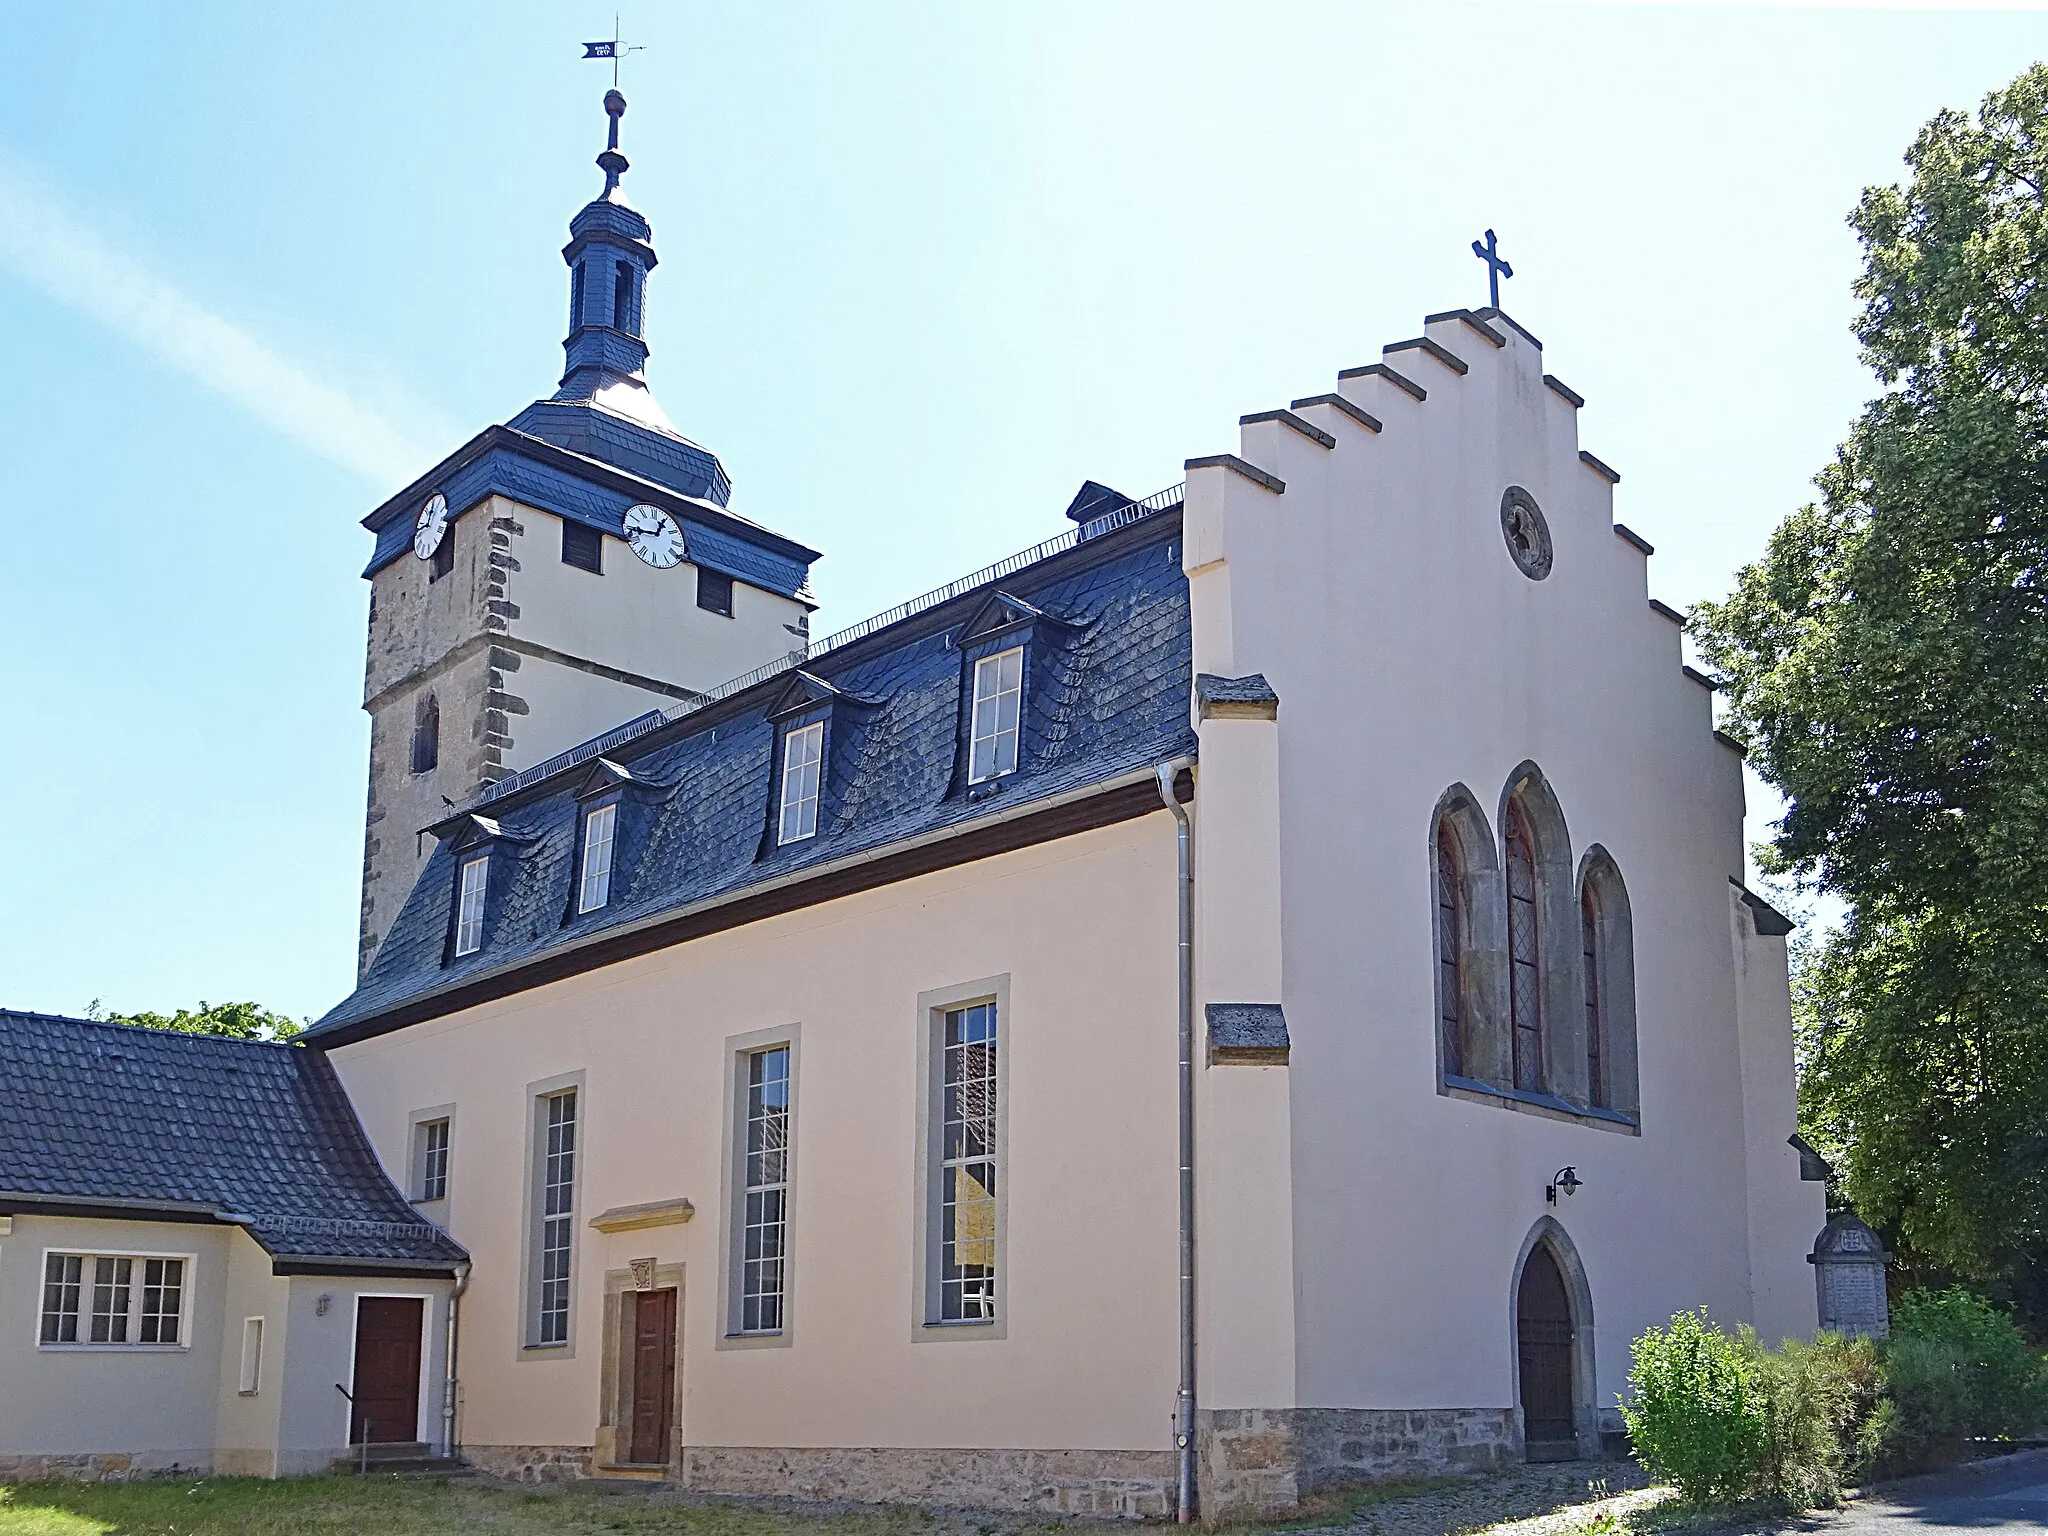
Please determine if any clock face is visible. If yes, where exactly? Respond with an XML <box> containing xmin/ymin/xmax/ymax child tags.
<box><xmin>623</xmin><ymin>503</ymin><xmax>686</xmax><ymax>569</ymax></box>
<box><xmin>413</xmin><ymin>493</ymin><xmax>450</xmax><ymax>560</ymax></box>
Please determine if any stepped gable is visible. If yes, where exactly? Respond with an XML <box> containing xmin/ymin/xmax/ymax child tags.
<box><xmin>313</xmin><ymin>503</ymin><xmax>1196</xmax><ymax>1041</ymax></box>
<box><xmin>0</xmin><ymin>1011</ymin><xmax>467</xmax><ymax>1273</ymax></box>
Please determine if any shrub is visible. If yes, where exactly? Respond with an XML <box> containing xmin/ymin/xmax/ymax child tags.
<box><xmin>1743</xmin><ymin>1327</ymin><xmax>1883</xmax><ymax>1508</ymax></box>
<box><xmin>1620</xmin><ymin>1310</ymin><xmax>1769</xmax><ymax>1503</ymax></box>
<box><xmin>1878</xmin><ymin>1288</ymin><xmax>2048</xmax><ymax>1462</ymax></box>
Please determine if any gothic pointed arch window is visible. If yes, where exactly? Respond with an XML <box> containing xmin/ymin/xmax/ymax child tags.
<box><xmin>1437</xmin><ymin>821</ymin><xmax>1466</xmax><ymax>1078</ymax></box>
<box><xmin>1582</xmin><ymin>887</ymin><xmax>1603</xmax><ymax>1105</ymax></box>
<box><xmin>1431</xmin><ymin>786</ymin><xmax>1502</xmax><ymax>1088</ymax></box>
<box><xmin>1577</xmin><ymin>848</ymin><xmax>1639</xmax><ymax>1116</ymax></box>
<box><xmin>1505</xmin><ymin>800</ymin><xmax>1543</xmax><ymax>1093</ymax></box>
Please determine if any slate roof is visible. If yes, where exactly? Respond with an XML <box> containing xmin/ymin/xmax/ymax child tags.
<box><xmin>0</xmin><ymin>1011</ymin><xmax>467</xmax><ymax>1273</ymax></box>
<box><xmin>315</xmin><ymin>506</ymin><xmax>1197</xmax><ymax>1040</ymax></box>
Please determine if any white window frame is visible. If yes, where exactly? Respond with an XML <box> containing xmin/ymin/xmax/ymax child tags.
<box><xmin>578</xmin><ymin>802</ymin><xmax>618</xmax><ymax>913</ymax></box>
<box><xmin>733</xmin><ymin>1044</ymin><xmax>793</xmax><ymax>1334</ymax></box>
<box><xmin>415</xmin><ymin>1116</ymin><xmax>451</xmax><ymax>1203</ymax></box>
<box><xmin>37</xmin><ymin>1248</ymin><xmax>194</xmax><ymax>1351</ymax></box>
<box><xmin>238</xmin><ymin>1316</ymin><xmax>264</xmax><ymax>1394</ymax></box>
<box><xmin>525</xmin><ymin>1080</ymin><xmax>582</xmax><ymax>1350</ymax></box>
<box><xmin>912</xmin><ymin>976</ymin><xmax>1010</xmax><ymax>1338</ymax></box>
<box><xmin>454</xmin><ymin>854</ymin><xmax>489</xmax><ymax>956</ymax></box>
<box><xmin>967</xmin><ymin>646</ymin><xmax>1024</xmax><ymax>784</ymax></box>
<box><xmin>777</xmin><ymin>722</ymin><xmax>825</xmax><ymax>844</ymax></box>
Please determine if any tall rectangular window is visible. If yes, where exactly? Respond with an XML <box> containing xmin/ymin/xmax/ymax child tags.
<box><xmin>535</xmin><ymin>1089</ymin><xmax>577</xmax><ymax>1345</ymax></box>
<box><xmin>40</xmin><ymin>1253</ymin><xmax>184</xmax><ymax>1346</ymax></box>
<box><xmin>417</xmin><ymin>1116</ymin><xmax>451</xmax><ymax>1202</ymax></box>
<box><xmin>738</xmin><ymin>1046</ymin><xmax>791</xmax><ymax>1333</ymax></box>
<box><xmin>778</xmin><ymin>723</ymin><xmax>824</xmax><ymax>844</ymax></box>
<box><xmin>578</xmin><ymin>804</ymin><xmax>617</xmax><ymax>913</ymax></box>
<box><xmin>454</xmin><ymin>855</ymin><xmax>489</xmax><ymax>956</ymax></box>
<box><xmin>40</xmin><ymin>1254</ymin><xmax>82</xmax><ymax>1343</ymax></box>
<box><xmin>937</xmin><ymin>1002</ymin><xmax>999</xmax><ymax>1321</ymax></box>
<box><xmin>968</xmin><ymin>647</ymin><xmax>1024</xmax><ymax>783</ymax></box>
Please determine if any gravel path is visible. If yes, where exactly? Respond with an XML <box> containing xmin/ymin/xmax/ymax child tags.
<box><xmin>1301</xmin><ymin>1460</ymin><xmax>1667</xmax><ymax>1536</ymax></box>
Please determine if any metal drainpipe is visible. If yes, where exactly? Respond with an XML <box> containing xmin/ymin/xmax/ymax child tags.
<box><xmin>1155</xmin><ymin>763</ymin><xmax>1197</xmax><ymax>1523</ymax></box>
<box><xmin>442</xmin><ymin>1261</ymin><xmax>472</xmax><ymax>1460</ymax></box>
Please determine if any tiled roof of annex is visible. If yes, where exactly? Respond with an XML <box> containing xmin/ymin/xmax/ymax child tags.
<box><xmin>0</xmin><ymin>1010</ymin><xmax>467</xmax><ymax>1272</ymax></box>
<box><xmin>313</xmin><ymin>495</ymin><xmax>1196</xmax><ymax>1042</ymax></box>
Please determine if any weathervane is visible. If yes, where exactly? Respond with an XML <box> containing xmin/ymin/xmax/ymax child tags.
<box><xmin>1471</xmin><ymin>228</ymin><xmax>1513</xmax><ymax>310</ymax></box>
<box><xmin>582</xmin><ymin>14</ymin><xmax>646</xmax><ymax>90</ymax></box>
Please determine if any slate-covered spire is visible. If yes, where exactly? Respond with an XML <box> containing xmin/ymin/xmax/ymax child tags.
<box><xmin>554</xmin><ymin>89</ymin><xmax>668</xmax><ymax>427</ymax></box>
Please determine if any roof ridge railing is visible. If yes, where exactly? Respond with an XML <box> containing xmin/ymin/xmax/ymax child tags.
<box><xmin>241</xmin><ymin>1214</ymin><xmax>444</xmax><ymax>1241</ymax></box>
<box><xmin>477</xmin><ymin>481</ymin><xmax>1184</xmax><ymax>807</ymax></box>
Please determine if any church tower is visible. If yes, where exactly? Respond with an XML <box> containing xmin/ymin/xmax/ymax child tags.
<box><xmin>354</xmin><ymin>91</ymin><xmax>821</xmax><ymax>975</ymax></box>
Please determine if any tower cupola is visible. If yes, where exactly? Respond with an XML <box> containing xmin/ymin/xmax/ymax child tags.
<box><xmin>555</xmin><ymin>90</ymin><xmax>665</xmax><ymax>427</ymax></box>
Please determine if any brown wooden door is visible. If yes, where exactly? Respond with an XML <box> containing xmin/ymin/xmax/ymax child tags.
<box><xmin>628</xmin><ymin>1288</ymin><xmax>677</xmax><ymax>1465</ymax></box>
<box><xmin>351</xmin><ymin>1297</ymin><xmax>424</xmax><ymax>1444</ymax></box>
<box><xmin>1517</xmin><ymin>1246</ymin><xmax>1576</xmax><ymax>1460</ymax></box>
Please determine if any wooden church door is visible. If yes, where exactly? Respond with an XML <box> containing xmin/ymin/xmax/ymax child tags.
<box><xmin>1516</xmin><ymin>1246</ymin><xmax>1577</xmax><ymax>1461</ymax></box>
<box><xmin>627</xmin><ymin>1288</ymin><xmax>677</xmax><ymax>1465</ymax></box>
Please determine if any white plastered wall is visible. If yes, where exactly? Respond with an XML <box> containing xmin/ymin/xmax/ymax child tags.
<box><xmin>507</xmin><ymin>506</ymin><xmax>808</xmax><ymax>713</ymax></box>
<box><xmin>328</xmin><ymin>816</ymin><xmax>1180</xmax><ymax>1457</ymax></box>
<box><xmin>1186</xmin><ymin>310</ymin><xmax>1818</xmax><ymax>1423</ymax></box>
<box><xmin>0</xmin><ymin>1216</ymin><xmax>231</xmax><ymax>1470</ymax></box>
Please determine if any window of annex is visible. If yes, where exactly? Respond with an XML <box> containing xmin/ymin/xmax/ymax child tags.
<box><xmin>40</xmin><ymin>1252</ymin><xmax>189</xmax><ymax>1348</ymax></box>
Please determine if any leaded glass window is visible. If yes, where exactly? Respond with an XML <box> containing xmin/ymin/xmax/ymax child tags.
<box><xmin>1437</xmin><ymin>823</ymin><xmax>1465</xmax><ymax>1078</ymax></box>
<box><xmin>1506</xmin><ymin>804</ymin><xmax>1543</xmax><ymax>1092</ymax></box>
<box><xmin>1583</xmin><ymin>889</ymin><xmax>1604</xmax><ymax>1107</ymax></box>
<box><xmin>938</xmin><ymin>1002</ymin><xmax>999</xmax><ymax>1321</ymax></box>
<box><xmin>738</xmin><ymin>1046</ymin><xmax>791</xmax><ymax>1333</ymax></box>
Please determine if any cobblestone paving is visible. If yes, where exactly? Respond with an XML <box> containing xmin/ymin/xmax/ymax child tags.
<box><xmin>1306</xmin><ymin>1460</ymin><xmax>1668</xmax><ymax>1536</ymax></box>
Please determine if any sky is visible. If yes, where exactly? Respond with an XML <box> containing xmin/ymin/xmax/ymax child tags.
<box><xmin>2</xmin><ymin>1</ymin><xmax>2045</xmax><ymax>1023</ymax></box>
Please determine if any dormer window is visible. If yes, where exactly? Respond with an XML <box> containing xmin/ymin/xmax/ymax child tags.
<box><xmin>778</xmin><ymin>722</ymin><xmax>825</xmax><ymax>844</ymax></box>
<box><xmin>578</xmin><ymin>802</ymin><xmax>618</xmax><ymax>913</ymax></box>
<box><xmin>968</xmin><ymin>647</ymin><xmax>1024</xmax><ymax>783</ymax></box>
<box><xmin>454</xmin><ymin>855</ymin><xmax>490</xmax><ymax>957</ymax></box>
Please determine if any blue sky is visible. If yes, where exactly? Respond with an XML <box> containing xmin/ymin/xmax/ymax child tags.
<box><xmin>2</xmin><ymin>2</ymin><xmax>2044</xmax><ymax>1023</ymax></box>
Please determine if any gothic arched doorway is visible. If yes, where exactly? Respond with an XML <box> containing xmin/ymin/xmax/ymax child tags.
<box><xmin>1516</xmin><ymin>1243</ymin><xmax>1577</xmax><ymax>1461</ymax></box>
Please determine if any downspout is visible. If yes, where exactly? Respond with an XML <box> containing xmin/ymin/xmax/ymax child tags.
<box><xmin>1156</xmin><ymin>762</ymin><xmax>1197</xmax><ymax>1523</ymax></box>
<box><xmin>442</xmin><ymin>1260</ymin><xmax>472</xmax><ymax>1461</ymax></box>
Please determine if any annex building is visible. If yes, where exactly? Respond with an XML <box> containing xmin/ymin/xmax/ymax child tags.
<box><xmin>0</xmin><ymin>91</ymin><xmax>1826</xmax><ymax>1516</ymax></box>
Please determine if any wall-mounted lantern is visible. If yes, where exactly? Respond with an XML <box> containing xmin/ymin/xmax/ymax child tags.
<box><xmin>1545</xmin><ymin>1167</ymin><xmax>1582</xmax><ymax>1205</ymax></box>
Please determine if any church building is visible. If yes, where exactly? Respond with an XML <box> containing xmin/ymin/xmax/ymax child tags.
<box><xmin>0</xmin><ymin>91</ymin><xmax>1824</xmax><ymax>1516</ymax></box>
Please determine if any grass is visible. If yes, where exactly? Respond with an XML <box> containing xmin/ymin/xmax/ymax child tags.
<box><xmin>0</xmin><ymin>1478</ymin><xmax>1082</xmax><ymax>1536</ymax></box>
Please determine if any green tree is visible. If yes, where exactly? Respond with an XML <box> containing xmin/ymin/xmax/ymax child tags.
<box><xmin>1694</xmin><ymin>64</ymin><xmax>2048</xmax><ymax>1325</ymax></box>
<box><xmin>87</xmin><ymin>998</ymin><xmax>303</xmax><ymax>1042</ymax></box>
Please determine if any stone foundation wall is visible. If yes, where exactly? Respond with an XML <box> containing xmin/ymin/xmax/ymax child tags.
<box><xmin>1200</xmin><ymin>1408</ymin><xmax>1520</xmax><ymax>1517</ymax></box>
<box><xmin>681</xmin><ymin>1445</ymin><xmax>1175</xmax><ymax>1519</ymax></box>
<box><xmin>463</xmin><ymin>1444</ymin><xmax>596</xmax><ymax>1483</ymax></box>
<box><xmin>0</xmin><ymin>1451</ymin><xmax>214</xmax><ymax>1483</ymax></box>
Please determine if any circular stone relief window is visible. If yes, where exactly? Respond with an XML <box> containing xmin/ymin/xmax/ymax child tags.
<box><xmin>1500</xmin><ymin>485</ymin><xmax>1553</xmax><ymax>580</ymax></box>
